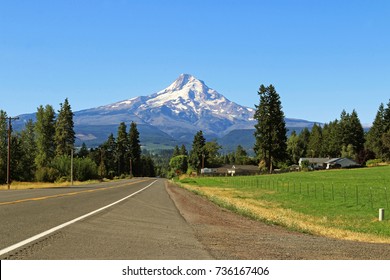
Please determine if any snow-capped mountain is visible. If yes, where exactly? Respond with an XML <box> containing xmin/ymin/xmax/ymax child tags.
<box><xmin>14</xmin><ymin>74</ymin><xmax>317</xmax><ymax>149</ymax></box>
<box><xmin>93</xmin><ymin>74</ymin><xmax>256</xmax><ymax>139</ymax></box>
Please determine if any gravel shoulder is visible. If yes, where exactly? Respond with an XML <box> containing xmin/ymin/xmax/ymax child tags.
<box><xmin>166</xmin><ymin>182</ymin><xmax>390</xmax><ymax>260</ymax></box>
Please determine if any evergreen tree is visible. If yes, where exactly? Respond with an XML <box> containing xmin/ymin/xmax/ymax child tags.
<box><xmin>189</xmin><ymin>130</ymin><xmax>206</xmax><ymax>172</ymax></box>
<box><xmin>128</xmin><ymin>122</ymin><xmax>141</xmax><ymax>176</ymax></box>
<box><xmin>366</xmin><ymin>103</ymin><xmax>385</xmax><ymax>158</ymax></box>
<box><xmin>321</xmin><ymin>120</ymin><xmax>341</xmax><ymax>157</ymax></box>
<box><xmin>18</xmin><ymin>120</ymin><xmax>37</xmax><ymax>181</ymax></box>
<box><xmin>77</xmin><ymin>143</ymin><xmax>89</xmax><ymax>158</ymax></box>
<box><xmin>307</xmin><ymin>123</ymin><xmax>323</xmax><ymax>157</ymax></box>
<box><xmin>235</xmin><ymin>145</ymin><xmax>248</xmax><ymax>165</ymax></box>
<box><xmin>101</xmin><ymin>133</ymin><xmax>117</xmax><ymax>178</ymax></box>
<box><xmin>338</xmin><ymin>110</ymin><xmax>365</xmax><ymax>160</ymax></box>
<box><xmin>172</xmin><ymin>145</ymin><xmax>180</xmax><ymax>157</ymax></box>
<box><xmin>254</xmin><ymin>84</ymin><xmax>287</xmax><ymax>173</ymax></box>
<box><xmin>116</xmin><ymin>122</ymin><xmax>129</xmax><ymax>175</ymax></box>
<box><xmin>55</xmin><ymin>98</ymin><xmax>75</xmax><ymax>156</ymax></box>
<box><xmin>35</xmin><ymin>105</ymin><xmax>56</xmax><ymax>169</ymax></box>
<box><xmin>298</xmin><ymin>128</ymin><xmax>311</xmax><ymax>157</ymax></box>
<box><xmin>203</xmin><ymin>140</ymin><xmax>222</xmax><ymax>167</ymax></box>
<box><xmin>180</xmin><ymin>144</ymin><xmax>188</xmax><ymax>156</ymax></box>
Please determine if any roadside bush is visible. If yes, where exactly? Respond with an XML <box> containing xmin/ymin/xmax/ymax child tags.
<box><xmin>74</xmin><ymin>157</ymin><xmax>99</xmax><ymax>181</ymax></box>
<box><xmin>35</xmin><ymin>167</ymin><xmax>60</xmax><ymax>182</ymax></box>
<box><xmin>366</xmin><ymin>159</ymin><xmax>386</xmax><ymax>167</ymax></box>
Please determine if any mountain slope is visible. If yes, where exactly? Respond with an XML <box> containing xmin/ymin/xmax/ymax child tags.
<box><xmin>13</xmin><ymin>74</ymin><xmax>318</xmax><ymax>149</ymax></box>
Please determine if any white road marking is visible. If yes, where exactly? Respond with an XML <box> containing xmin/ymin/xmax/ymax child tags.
<box><xmin>0</xmin><ymin>180</ymin><xmax>157</xmax><ymax>257</ymax></box>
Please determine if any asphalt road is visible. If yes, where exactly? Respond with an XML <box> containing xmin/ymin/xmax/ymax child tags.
<box><xmin>0</xmin><ymin>179</ymin><xmax>212</xmax><ymax>259</ymax></box>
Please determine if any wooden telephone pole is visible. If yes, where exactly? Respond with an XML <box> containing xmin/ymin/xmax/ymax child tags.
<box><xmin>1</xmin><ymin>116</ymin><xmax>19</xmax><ymax>189</ymax></box>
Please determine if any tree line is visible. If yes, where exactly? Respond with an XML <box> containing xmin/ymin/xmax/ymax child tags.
<box><xmin>169</xmin><ymin>85</ymin><xmax>390</xmax><ymax>176</ymax></box>
<box><xmin>0</xmin><ymin>99</ymin><xmax>153</xmax><ymax>184</ymax></box>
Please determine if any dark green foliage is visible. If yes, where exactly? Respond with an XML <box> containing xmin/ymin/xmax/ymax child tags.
<box><xmin>172</xmin><ymin>145</ymin><xmax>180</xmax><ymax>157</ymax></box>
<box><xmin>254</xmin><ymin>84</ymin><xmax>288</xmax><ymax>172</ymax></box>
<box><xmin>169</xmin><ymin>155</ymin><xmax>188</xmax><ymax>175</ymax></box>
<box><xmin>180</xmin><ymin>144</ymin><xmax>188</xmax><ymax>156</ymax></box>
<box><xmin>54</xmin><ymin>98</ymin><xmax>75</xmax><ymax>156</ymax></box>
<box><xmin>203</xmin><ymin>140</ymin><xmax>222</xmax><ymax>167</ymax></box>
<box><xmin>338</xmin><ymin>110</ymin><xmax>365</xmax><ymax>160</ymax></box>
<box><xmin>77</xmin><ymin>142</ymin><xmax>89</xmax><ymax>158</ymax></box>
<box><xmin>116</xmin><ymin>122</ymin><xmax>129</xmax><ymax>175</ymax></box>
<box><xmin>366</xmin><ymin>101</ymin><xmax>390</xmax><ymax>161</ymax></box>
<box><xmin>189</xmin><ymin>130</ymin><xmax>206</xmax><ymax>172</ymax></box>
<box><xmin>35</xmin><ymin>105</ymin><xmax>56</xmax><ymax>169</ymax></box>
<box><xmin>287</xmin><ymin>131</ymin><xmax>304</xmax><ymax>164</ymax></box>
<box><xmin>307</xmin><ymin>123</ymin><xmax>323</xmax><ymax>157</ymax></box>
<box><xmin>128</xmin><ymin>122</ymin><xmax>142</xmax><ymax>176</ymax></box>
<box><xmin>15</xmin><ymin>120</ymin><xmax>36</xmax><ymax>181</ymax></box>
<box><xmin>321</xmin><ymin>120</ymin><xmax>341</xmax><ymax>158</ymax></box>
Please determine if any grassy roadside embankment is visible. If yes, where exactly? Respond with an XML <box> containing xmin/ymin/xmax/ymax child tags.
<box><xmin>177</xmin><ymin>166</ymin><xmax>390</xmax><ymax>243</ymax></box>
<box><xmin>0</xmin><ymin>180</ymin><xmax>102</xmax><ymax>190</ymax></box>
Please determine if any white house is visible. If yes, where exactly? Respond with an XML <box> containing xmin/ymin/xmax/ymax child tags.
<box><xmin>299</xmin><ymin>158</ymin><xmax>359</xmax><ymax>170</ymax></box>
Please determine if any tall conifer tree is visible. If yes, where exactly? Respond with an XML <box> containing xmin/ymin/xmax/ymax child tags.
<box><xmin>128</xmin><ymin>122</ymin><xmax>141</xmax><ymax>176</ymax></box>
<box><xmin>35</xmin><ymin>105</ymin><xmax>56</xmax><ymax>168</ymax></box>
<box><xmin>254</xmin><ymin>84</ymin><xmax>287</xmax><ymax>173</ymax></box>
<box><xmin>55</xmin><ymin>98</ymin><xmax>75</xmax><ymax>156</ymax></box>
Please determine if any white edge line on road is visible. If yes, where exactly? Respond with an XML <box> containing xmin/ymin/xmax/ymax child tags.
<box><xmin>0</xmin><ymin>180</ymin><xmax>158</xmax><ymax>257</ymax></box>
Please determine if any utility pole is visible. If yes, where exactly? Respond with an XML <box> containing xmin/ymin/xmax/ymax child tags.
<box><xmin>1</xmin><ymin>116</ymin><xmax>19</xmax><ymax>190</ymax></box>
<box><xmin>129</xmin><ymin>158</ymin><xmax>133</xmax><ymax>177</ymax></box>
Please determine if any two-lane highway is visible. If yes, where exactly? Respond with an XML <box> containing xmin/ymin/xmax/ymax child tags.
<box><xmin>0</xmin><ymin>179</ymin><xmax>212</xmax><ymax>259</ymax></box>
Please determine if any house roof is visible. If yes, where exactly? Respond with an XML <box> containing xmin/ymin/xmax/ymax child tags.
<box><xmin>299</xmin><ymin>158</ymin><xmax>333</xmax><ymax>164</ymax></box>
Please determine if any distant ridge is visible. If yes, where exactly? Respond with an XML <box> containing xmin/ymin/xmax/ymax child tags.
<box><xmin>13</xmin><ymin>74</ymin><xmax>318</xmax><ymax>150</ymax></box>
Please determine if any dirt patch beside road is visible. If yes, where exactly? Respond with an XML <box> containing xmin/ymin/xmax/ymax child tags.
<box><xmin>166</xmin><ymin>182</ymin><xmax>390</xmax><ymax>260</ymax></box>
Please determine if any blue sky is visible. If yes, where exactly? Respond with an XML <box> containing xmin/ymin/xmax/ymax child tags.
<box><xmin>1</xmin><ymin>0</ymin><xmax>389</xmax><ymax>125</ymax></box>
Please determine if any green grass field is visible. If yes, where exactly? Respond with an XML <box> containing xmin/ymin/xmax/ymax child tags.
<box><xmin>178</xmin><ymin>166</ymin><xmax>390</xmax><ymax>243</ymax></box>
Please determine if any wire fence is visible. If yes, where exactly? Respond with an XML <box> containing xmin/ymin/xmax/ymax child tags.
<box><xmin>209</xmin><ymin>176</ymin><xmax>389</xmax><ymax>209</ymax></box>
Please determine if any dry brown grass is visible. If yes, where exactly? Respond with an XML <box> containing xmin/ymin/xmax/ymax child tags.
<box><xmin>0</xmin><ymin>180</ymin><xmax>101</xmax><ymax>190</ymax></box>
<box><xmin>181</xmin><ymin>183</ymin><xmax>390</xmax><ymax>244</ymax></box>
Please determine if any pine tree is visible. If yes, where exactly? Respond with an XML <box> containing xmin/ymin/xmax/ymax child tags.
<box><xmin>189</xmin><ymin>130</ymin><xmax>206</xmax><ymax>172</ymax></box>
<box><xmin>55</xmin><ymin>98</ymin><xmax>75</xmax><ymax>156</ymax></box>
<box><xmin>116</xmin><ymin>122</ymin><xmax>128</xmax><ymax>175</ymax></box>
<box><xmin>338</xmin><ymin>110</ymin><xmax>365</xmax><ymax>160</ymax></box>
<box><xmin>321</xmin><ymin>120</ymin><xmax>341</xmax><ymax>157</ymax></box>
<box><xmin>172</xmin><ymin>145</ymin><xmax>180</xmax><ymax>157</ymax></box>
<box><xmin>77</xmin><ymin>143</ymin><xmax>89</xmax><ymax>158</ymax></box>
<box><xmin>307</xmin><ymin>123</ymin><xmax>323</xmax><ymax>157</ymax></box>
<box><xmin>298</xmin><ymin>128</ymin><xmax>311</xmax><ymax>157</ymax></box>
<box><xmin>366</xmin><ymin>103</ymin><xmax>386</xmax><ymax>159</ymax></box>
<box><xmin>128</xmin><ymin>122</ymin><xmax>141</xmax><ymax>176</ymax></box>
<box><xmin>254</xmin><ymin>84</ymin><xmax>287</xmax><ymax>173</ymax></box>
<box><xmin>35</xmin><ymin>105</ymin><xmax>56</xmax><ymax>168</ymax></box>
<box><xmin>18</xmin><ymin>120</ymin><xmax>37</xmax><ymax>181</ymax></box>
<box><xmin>180</xmin><ymin>144</ymin><xmax>188</xmax><ymax>156</ymax></box>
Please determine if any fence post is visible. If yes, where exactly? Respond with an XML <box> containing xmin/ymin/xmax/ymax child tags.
<box><xmin>379</xmin><ymin>208</ymin><xmax>385</xmax><ymax>221</ymax></box>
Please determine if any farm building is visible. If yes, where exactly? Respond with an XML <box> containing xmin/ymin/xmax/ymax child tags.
<box><xmin>298</xmin><ymin>158</ymin><xmax>359</xmax><ymax>170</ymax></box>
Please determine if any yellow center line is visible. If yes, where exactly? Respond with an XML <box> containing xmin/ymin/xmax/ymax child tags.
<box><xmin>0</xmin><ymin>179</ymin><xmax>152</xmax><ymax>206</ymax></box>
